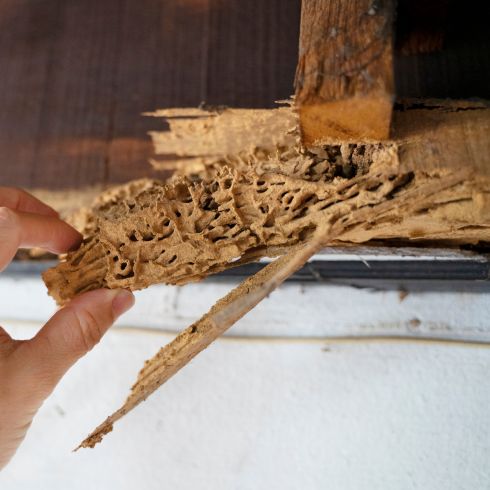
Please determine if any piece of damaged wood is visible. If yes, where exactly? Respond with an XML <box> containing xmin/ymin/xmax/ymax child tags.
<box><xmin>294</xmin><ymin>0</ymin><xmax>395</xmax><ymax>145</ymax></box>
<box><xmin>76</xmin><ymin>159</ymin><xmax>471</xmax><ymax>448</ymax></box>
<box><xmin>147</xmin><ymin>105</ymin><xmax>297</xmax><ymax>167</ymax></box>
<box><xmin>40</xmin><ymin>148</ymin><xmax>407</xmax><ymax>303</ymax></box>
<box><xmin>43</xmin><ymin>100</ymin><xmax>490</xmax><ymax>305</ymax></box>
<box><xmin>76</xmin><ymin>228</ymin><xmax>328</xmax><ymax>449</ymax></box>
<box><xmin>38</xmin><ymin>98</ymin><xmax>489</xmax><ymax>448</ymax></box>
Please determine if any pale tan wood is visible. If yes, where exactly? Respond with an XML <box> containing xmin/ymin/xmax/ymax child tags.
<box><xmin>393</xmin><ymin>99</ymin><xmax>490</xmax><ymax>176</ymax></box>
<box><xmin>43</xmin><ymin>101</ymin><xmax>490</xmax><ymax>305</ymax></box>
<box><xmin>77</xmin><ymin>234</ymin><xmax>328</xmax><ymax>448</ymax></box>
<box><xmin>295</xmin><ymin>0</ymin><xmax>395</xmax><ymax>145</ymax></box>
<box><xmin>41</xmin><ymin>99</ymin><xmax>490</xmax><ymax>448</ymax></box>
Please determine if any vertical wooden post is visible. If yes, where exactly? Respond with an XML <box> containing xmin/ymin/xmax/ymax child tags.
<box><xmin>295</xmin><ymin>0</ymin><xmax>395</xmax><ymax>146</ymax></box>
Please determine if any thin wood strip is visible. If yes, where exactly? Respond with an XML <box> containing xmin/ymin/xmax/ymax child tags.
<box><xmin>76</xmin><ymin>229</ymin><xmax>329</xmax><ymax>449</ymax></box>
<box><xmin>76</xmin><ymin>161</ymin><xmax>471</xmax><ymax>449</ymax></box>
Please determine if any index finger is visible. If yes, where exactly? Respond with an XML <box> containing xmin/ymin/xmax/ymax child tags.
<box><xmin>0</xmin><ymin>207</ymin><xmax>82</xmax><ymax>272</ymax></box>
<box><xmin>0</xmin><ymin>187</ymin><xmax>59</xmax><ymax>217</ymax></box>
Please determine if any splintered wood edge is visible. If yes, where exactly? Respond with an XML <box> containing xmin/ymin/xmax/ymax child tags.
<box><xmin>75</xmin><ymin>230</ymin><xmax>329</xmax><ymax>450</ymax></box>
<box><xmin>298</xmin><ymin>96</ymin><xmax>393</xmax><ymax>145</ymax></box>
<box><xmin>75</xmin><ymin>163</ymin><xmax>470</xmax><ymax>450</ymax></box>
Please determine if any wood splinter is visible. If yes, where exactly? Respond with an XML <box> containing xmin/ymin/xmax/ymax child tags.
<box><xmin>76</xmin><ymin>230</ymin><xmax>328</xmax><ymax>449</ymax></box>
<box><xmin>77</xmin><ymin>165</ymin><xmax>471</xmax><ymax>448</ymax></box>
<box><xmin>35</xmin><ymin>99</ymin><xmax>488</xmax><ymax>448</ymax></box>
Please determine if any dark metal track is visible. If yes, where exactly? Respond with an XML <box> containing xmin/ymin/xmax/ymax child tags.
<box><xmin>6</xmin><ymin>253</ymin><xmax>490</xmax><ymax>293</ymax></box>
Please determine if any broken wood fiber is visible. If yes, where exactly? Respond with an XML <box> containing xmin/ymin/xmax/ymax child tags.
<box><xmin>40</xmin><ymin>99</ymin><xmax>490</xmax><ymax>448</ymax></box>
<box><xmin>76</xmin><ymin>233</ymin><xmax>329</xmax><ymax>449</ymax></box>
<box><xmin>75</xmin><ymin>142</ymin><xmax>485</xmax><ymax>449</ymax></box>
<box><xmin>295</xmin><ymin>0</ymin><xmax>395</xmax><ymax>145</ymax></box>
<box><xmin>43</xmin><ymin>101</ymin><xmax>490</xmax><ymax>306</ymax></box>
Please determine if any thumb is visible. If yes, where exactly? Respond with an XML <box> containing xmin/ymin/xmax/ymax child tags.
<box><xmin>20</xmin><ymin>288</ymin><xmax>134</xmax><ymax>395</ymax></box>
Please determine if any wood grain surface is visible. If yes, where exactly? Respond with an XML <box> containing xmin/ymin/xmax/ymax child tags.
<box><xmin>0</xmin><ymin>0</ymin><xmax>488</xmax><ymax>190</ymax></box>
<box><xmin>0</xmin><ymin>0</ymin><xmax>301</xmax><ymax>189</ymax></box>
<box><xmin>295</xmin><ymin>0</ymin><xmax>395</xmax><ymax>144</ymax></box>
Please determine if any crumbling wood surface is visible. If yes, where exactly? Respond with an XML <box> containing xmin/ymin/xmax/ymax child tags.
<box><xmin>147</xmin><ymin>106</ymin><xmax>298</xmax><ymax>171</ymax></box>
<box><xmin>38</xmin><ymin>99</ymin><xmax>489</xmax><ymax>447</ymax></box>
<box><xmin>75</xmin><ymin>100</ymin><xmax>489</xmax><ymax>446</ymax></box>
<box><xmin>43</xmin><ymin>100</ymin><xmax>490</xmax><ymax>305</ymax></box>
<box><xmin>77</xmin><ymin>230</ymin><xmax>327</xmax><ymax>448</ymax></box>
<box><xmin>295</xmin><ymin>0</ymin><xmax>395</xmax><ymax>145</ymax></box>
<box><xmin>75</xmin><ymin>155</ymin><xmax>477</xmax><ymax>448</ymax></box>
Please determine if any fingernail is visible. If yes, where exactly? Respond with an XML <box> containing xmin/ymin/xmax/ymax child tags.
<box><xmin>112</xmin><ymin>289</ymin><xmax>135</xmax><ymax>318</ymax></box>
<box><xmin>67</xmin><ymin>232</ymin><xmax>84</xmax><ymax>252</ymax></box>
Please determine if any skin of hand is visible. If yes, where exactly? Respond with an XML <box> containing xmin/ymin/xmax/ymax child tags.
<box><xmin>0</xmin><ymin>187</ymin><xmax>135</xmax><ymax>470</ymax></box>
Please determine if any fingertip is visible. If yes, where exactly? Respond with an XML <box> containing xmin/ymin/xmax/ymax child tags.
<box><xmin>66</xmin><ymin>229</ymin><xmax>83</xmax><ymax>252</ymax></box>
<box><xmin>45</xmin><ymin>220</ymin><xmax>83</xmax><ymax>254</ymax></box>
<box><xmin>75</xmin><ymin>288</ymin><xmax>135</xmax><ymax>317</ymax></box>
<box><xmin>70</xmin><ymin>288</ymin><xmax>134</xmax><ymax>318</ymax></box>
<box><xmin>0</xmin><ymin>187</ymin><xmax>60</xmax><ymax>217</ymax></box>
<box><xmin>5</xmin><ymin>210</ymin><xmax>83</xmax><ymax>255</ymax></box>
<box><xmin>112</xmin><ymin>289</ymin><xmax>135</xmax><ymax>318</ymax></box>
<box><xmin>70</xmin><ymin>287</ymin><xmax>118</xmax><ymax>306</ymax></box>
<box><xmin>44</xmin><ymin>204</ymin><xmax>60</xmax><ymax>218</ymax></box>
<box><xmin>53</xmin><ymin>219</ymin><xmax>83</xmax><ymax>252</ymax></box>
<box><xmin>0</xmin><ymin>205</ymin><xmax>18</xmax><ymax>232</ymax></box>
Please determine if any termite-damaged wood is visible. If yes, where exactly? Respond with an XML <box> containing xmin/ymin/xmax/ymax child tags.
<box><xmin>43</xmin><ymin>100</ymin><xmax>490</xmax><ymax>305</ymax></box>
<box><xmin>76</xmin><ymin>231</ymin><xmax>328</xmax><ymax>448</ymax></box>
<box><xmin>76</xmin><ymin>104</ymin><xmax>488</xmax><ymax>447</ymax></box>
<box><xmin>295</xmin><ymin>0</ymin><xmax>395</xmax><ymax>145</ymax></box>
<box><xmin>147</xmin><ymin>106</ymin><xmax>297</xmax><ymax>164</ymax></box>
<box><xmin>76</xmin><ymin>156</ymin><xmax>478</xmax><ymax>448</ymax></box>
<box><xmin>39</xmin><ymin>99</ymin><xmax>489</xmax><ymax>448</ymax></box>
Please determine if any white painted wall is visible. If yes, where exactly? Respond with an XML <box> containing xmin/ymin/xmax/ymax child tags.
<box><xmin>0</xmin><ymin>272</ymin><xmax>489</xmax><ymax>489</ymax></box>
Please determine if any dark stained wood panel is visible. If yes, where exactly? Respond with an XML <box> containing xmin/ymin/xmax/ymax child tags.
<box><xmin>29</xmin><ymin>0</ymin><xmax>123</xmax><ymax>188</ymax></box>
<box><xmin>0</xmin><ymin>0</ymin><xmax>64</xmax><ymax>187</ymax></box>
<box><xmin>0</xmin><ymin>0</ymin><xmax>301</xmax><ymax>189</ymax></box>
<box><xmin>394</xmin><ymin>0</ymin><xmax>490</xmax><ymax>98</ymax></box>
<box><xmin>0</xmin><ymin>0</ymin><xmax>488</xmax><ymax>190</ymax></box>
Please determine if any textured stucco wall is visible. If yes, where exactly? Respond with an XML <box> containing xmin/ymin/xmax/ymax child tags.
<box><xmin>0</xmin><ymin>275</ymin><xmax>489</xmax><ymax>489</ymax></box>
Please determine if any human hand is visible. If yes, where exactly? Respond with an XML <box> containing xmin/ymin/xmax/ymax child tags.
<box><xmin>0</xmin><ymin>187</ymin><xmax>134</xmax><ymax>469</ymax></box>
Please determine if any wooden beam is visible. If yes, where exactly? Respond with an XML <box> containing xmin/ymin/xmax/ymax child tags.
<box><xmin>295</xmin><ymin>0</ymin><xmax>395</xmax><ymax>145</ymax></box>
<box><xmin>393</xmin><ymin>99</ymin><xmax>490</xmax><ymax>177</ymax></box>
